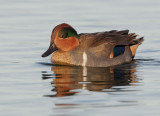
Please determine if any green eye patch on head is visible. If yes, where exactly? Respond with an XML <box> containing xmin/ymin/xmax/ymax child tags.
<box><xmin>58</xmin><ymin>27</ymin><xmax>78</xmax><ymax>38</ymax></box>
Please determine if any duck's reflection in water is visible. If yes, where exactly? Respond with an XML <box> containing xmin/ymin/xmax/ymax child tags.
<box><xmin>42</xmin><ymin>61</ymin><xmax>138</xmax><ymax>97</ymax></box>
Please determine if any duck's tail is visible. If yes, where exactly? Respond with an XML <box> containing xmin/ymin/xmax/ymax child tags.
<box><xmin>130</xmin><ymin>37</ymin><xmax>144</xmax><ymax>58</ymax></box>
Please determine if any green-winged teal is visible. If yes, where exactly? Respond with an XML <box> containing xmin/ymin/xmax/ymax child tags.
<box><xmin>42</xmin><ymin>23</ymin><xmax>144</xmax><ymax>67</ymax></box>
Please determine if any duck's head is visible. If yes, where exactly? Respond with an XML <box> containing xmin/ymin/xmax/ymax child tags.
<box><xmin>42</xmin><ymin>23</ymin><xmax>79</xmax><ymax>57</ymax></box>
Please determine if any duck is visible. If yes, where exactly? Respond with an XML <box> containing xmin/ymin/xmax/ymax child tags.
<box><xmin>42</xmin><ymin>23</ymin><xmax>144</xmax><ymax>67</ymax></box>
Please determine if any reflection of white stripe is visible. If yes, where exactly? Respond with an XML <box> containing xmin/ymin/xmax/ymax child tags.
<box><xmin>82</xmin><ymin>52</ymin><xmax>87</xmax><ymax>66</ymax></box>
<box><xmin>83</xmin><ymin>66</ymin><xmax>87</xmax><ymax>77</ymax></box>
<box><xmin>82</xmin><ymin>66</ymin><xmax>87</xmax><ymax>90</ymax></box>
<box><xmin>82</xmin><ymin>52</ymin><xmax>87</xmax><ymax>90</ymax></box>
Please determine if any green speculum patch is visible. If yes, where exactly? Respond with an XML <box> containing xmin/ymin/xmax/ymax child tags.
<box><xmin>58</xmin><ymin>27</ymin><xmax>78</xmax><ymax>38</ymax></box>
<box><xmin>113</xmin><ymin>45</ymin><xmax>125</xmax><ymax>57</ymax></box>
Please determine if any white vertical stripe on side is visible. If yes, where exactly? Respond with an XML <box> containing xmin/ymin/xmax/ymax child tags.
<box><xmin>82</xmin><ymin>52</ymin><xmax>88</xmax><ymax>89</ymax></box>
<box><xmin>82</xmin><ymin>52</ymin><xmax>87</xmax><ymax>66</ymax></box>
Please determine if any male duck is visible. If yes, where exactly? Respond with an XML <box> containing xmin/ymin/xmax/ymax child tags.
<box><xmin>42</xmin><ymin>23</ymin><xmax>144</xmax><ymax>67</ymax></box>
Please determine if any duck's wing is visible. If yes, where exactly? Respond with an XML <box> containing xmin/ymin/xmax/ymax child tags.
<box><xmin>79</xmin><ymin>30</ymin><xmax>144</xmax><ymax>58</ymax></box>
<box><xmin>90</xmin><ymin>30</ymin><xmax>143</xmax><ymax>47</ymax></box>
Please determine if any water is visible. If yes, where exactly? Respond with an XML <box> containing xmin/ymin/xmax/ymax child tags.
<box><xmin>0</xmin><ymin>0</ymin><xmax>160</xmax><ymax>116</ymax></box>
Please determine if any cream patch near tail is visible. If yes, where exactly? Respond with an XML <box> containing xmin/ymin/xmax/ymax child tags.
<box><xmin>130</xmin><ymin>45</ymin><xmax>138</xmax><ymax>57</ymax></box>
<box><xmin>130</xmin><ymin>37</ymin><xmax>144</xmax><ymax>58</ymax></box>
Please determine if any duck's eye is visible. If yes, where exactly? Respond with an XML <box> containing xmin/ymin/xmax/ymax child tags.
<box><xmin>58</xmin><ymin>30</ymin><xmax>68</xmax><ymax>38</ymax></box>
<box><xmin>58</xmin><ymin>27</ymin><xmax>78</xmax><ymax>39</ymax></box>
<box><xmin>61</xmin><ymin>33</ymin><xmax>68</xmax><ymax>38</ymax></box>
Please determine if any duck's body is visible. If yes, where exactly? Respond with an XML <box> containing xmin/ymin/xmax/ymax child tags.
<box><xmin>42</xmin><ymin>23</ymin><xmax>144</xmax><ymax>67</ymax></box>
